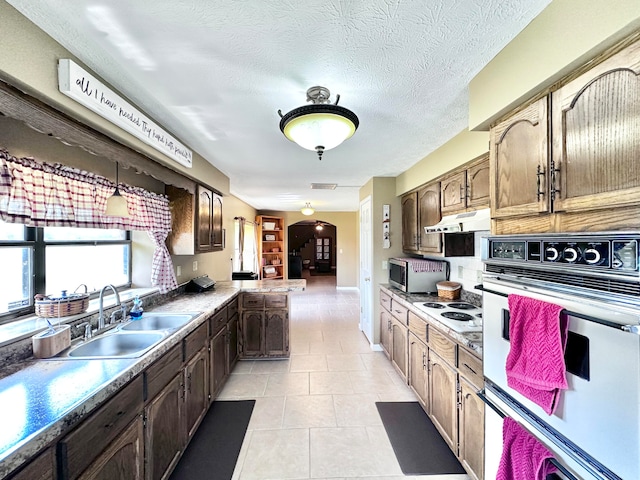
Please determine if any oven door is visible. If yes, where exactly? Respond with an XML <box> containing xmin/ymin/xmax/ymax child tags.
<box><xmin>483</xmin><ymin>384</ymin><xmax>604</xmax><ymax>480</ymax></box>
<box><xmin>482</xmin><ymin>274</ymin><xmax>640</xmax><ymax>480</ymax></box>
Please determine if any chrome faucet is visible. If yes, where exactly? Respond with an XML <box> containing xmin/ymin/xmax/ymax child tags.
<box><xmin>98</xmin><ymin>284</ymin><xmax>121</xmax><ymax>330</ymax></box>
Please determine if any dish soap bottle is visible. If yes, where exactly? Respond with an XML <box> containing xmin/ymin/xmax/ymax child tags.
<box><xmin>130</xmin><ymin>296</ymin><xmax>143</xmax><ymax>320</ymax></box>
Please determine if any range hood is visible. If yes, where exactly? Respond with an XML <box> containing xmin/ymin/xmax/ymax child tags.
<box><xmin>423</xmin><ymin>208</ymin><xmax>491</xmax><ymax>233</ymax></box>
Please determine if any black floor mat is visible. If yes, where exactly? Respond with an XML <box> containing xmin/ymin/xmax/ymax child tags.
<box><xmin>170</xmin><ymin>400</ymin><xmax>255</xmax><ymax>480</ymax></box>
<box><xmin>376</xmin><ymin>401</ymin><xmax>466</xmax><ymax>475</ymax></box>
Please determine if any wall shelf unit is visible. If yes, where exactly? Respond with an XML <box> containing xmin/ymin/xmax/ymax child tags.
<box><xmin>257</xmin><ymin>215</ymin><xmax>286</xmax><ymax>280</ymax></box>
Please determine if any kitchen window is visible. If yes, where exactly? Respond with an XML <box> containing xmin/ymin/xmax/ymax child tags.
<box><xmin>0</xmin><ymin>221</ymin><xmax>131</xmax><ymax>323</ymax></box>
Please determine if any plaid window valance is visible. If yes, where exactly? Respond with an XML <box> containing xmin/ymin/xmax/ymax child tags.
<box><xmin>0</xmin><ymin>148</ymin><xmax>178</xmax><ymax>293</ymax></box>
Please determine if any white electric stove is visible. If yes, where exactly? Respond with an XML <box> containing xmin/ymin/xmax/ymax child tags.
<box><xmin>412</xmin><ymin>301</ymin><xmax>482</xmax><ymax>333</ymax></box>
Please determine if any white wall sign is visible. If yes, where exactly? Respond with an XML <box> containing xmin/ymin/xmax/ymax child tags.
<box><xmin>58</xmin><ymin>59</ymin><xmax>192</xmax><ymax>168</ymax></box>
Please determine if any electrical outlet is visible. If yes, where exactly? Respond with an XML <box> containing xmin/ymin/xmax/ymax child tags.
<box><xmin>458</xmin><ymin>265</ymin><xmax>464</xmax><ymax>278</ymax></box>
<box><xmin>382</xmin><ymin>260</ymin><xmax>388</xmax><ymax>270</ymax></box>
<box><xmin>176</xmin><ymin>265</ymin><xmax>182</xmax><ymax>277</ymax></box>
<box><xmin>476</xmin><ymin>270</ymin><xmax>483</xmax><ymax>283</ymax></box>
<box><xmin>193</xmin><ymin>261</ymin><xmax>198</xmax><ymax>272</ymax></box>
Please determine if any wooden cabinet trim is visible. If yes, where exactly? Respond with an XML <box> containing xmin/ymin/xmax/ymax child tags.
<box><xmin>184</xmin><ymin>321</ymin><xmax>208</xmax><ymax>361</ymax></box>
<box><xmin>145</xmin><ymin>344</ymin><xmax>181</xmax><ymax>402</ymax></box>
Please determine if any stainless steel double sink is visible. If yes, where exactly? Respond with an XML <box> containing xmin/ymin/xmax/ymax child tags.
<box><xmin>57</xmin><ymin>312</ymin><xmax>201</xmax><ymax>360</ymax></box>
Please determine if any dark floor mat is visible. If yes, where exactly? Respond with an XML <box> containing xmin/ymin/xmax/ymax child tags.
<box><xmin>376</xmin><ymin>401</ymin><xmax>466</xmax><ymax>476</ymax></box>
<box><xmin>170</xmin><ymin>400</ymin><xmax>255</xmax><ymax>480</ymax></box>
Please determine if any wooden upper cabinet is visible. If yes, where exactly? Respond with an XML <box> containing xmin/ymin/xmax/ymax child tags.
<box><xmin>466</xmin><ymin>156</ymin><xmax>490</xmax><ymax>209</ymax></box>
<box><xmin>440</xmin><ymin>171</ymin><xmax>467</xmax><ymax>214</ymax></box>
<box><xmin>441</xmin><ymin>155</ymin><xmax>490</xmax><ymax>215</ymax></box>
<box><xmin>490</xmin><ymin>96</ymin><xmax>550</xmax><ymax>219</ymax></box>
<box><xmin>552</xmin><ymin>38</ymin><xmax>640</xmax><ymax>213</ymax></box>
<box><xmin>417</xmin><ymin>182</ymin><xmax>442</xmax><ymax>253</ymax></box>
<box><xmin>401</xmin><ymin>192</ymin><xmax>418</xmax><ymax>252</ymax></box>
<box><xmin>196</xmin><ymin>185</ymin><xmax>223</xmax><ymax>252</ymax></box>
<box><xmin>166</xmin><ymin>184</ymin><xmax>223</xmax><ymax>255</ymax></box>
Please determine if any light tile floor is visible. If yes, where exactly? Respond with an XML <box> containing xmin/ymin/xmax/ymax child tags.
<box><xmin>223</xmin><ymin>273</ymin><xmax>470</xmax><ymax>480</ymax></box>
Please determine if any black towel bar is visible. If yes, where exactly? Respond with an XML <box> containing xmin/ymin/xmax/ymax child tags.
<box><xmin>477</xmin><ymin>285</ymin><xmax>631</xmax><ymax>332</ymax></box>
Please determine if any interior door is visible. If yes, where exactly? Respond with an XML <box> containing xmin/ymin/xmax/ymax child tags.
<box><xmin>359</xmin><ymin>196</ymin><xmax>373</xmax><ymax>344</ymax></box>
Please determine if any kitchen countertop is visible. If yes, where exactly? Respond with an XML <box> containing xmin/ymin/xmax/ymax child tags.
<box><xmin>380</xmin><ymin>284</ymin><xmax>483</xmax><ymax>358</ymax></box>
<box><xmin>0</xmin><ymin>279</ymin><xmax>305</xmax><ymax>479</ymax></box>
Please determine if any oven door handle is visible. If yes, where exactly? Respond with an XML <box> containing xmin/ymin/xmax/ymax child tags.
<box><xmin>479</xmin><ymin>388</ymin><xmax>580</xmax><ymax>480</ymax></box>
<box><xmin>477</xmin><ymin>284</ymin><xmax>640</xmax><ymax>334</ymax></box>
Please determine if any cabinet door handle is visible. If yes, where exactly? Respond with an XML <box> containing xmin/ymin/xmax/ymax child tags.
<box><xmin>550</xmin><ymin>159</ymin><xmax>561</xmax><ymax>202</ymax></box>
<box><xmin>459</xmin><ymin>184</ymin><xmax>465</xmax><ymax>201</ymax></box>
<box><xmin>536</xmin><ymin>165</ymin><xmax>546</xmax><ymax>201</ymax></box>
<box><xmin>463</xmin><ymin>362</ymin><xmax>477</xmax><ymax>375</ymax></box>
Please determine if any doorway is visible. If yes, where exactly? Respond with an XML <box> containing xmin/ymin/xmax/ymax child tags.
<box><xmin>287</xmin><ymin>220</ymin><xmax>337</xmax><ymax>279</ymax></box>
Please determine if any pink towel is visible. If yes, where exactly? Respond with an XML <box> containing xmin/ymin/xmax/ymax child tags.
<box><xmin>497</xmin><ymin>417</ymin><xmax>558</xmax><ymax>480</ymax></box>
<box><xmin>506</xmin><ymin>294</ymin><xmax>568</xmax><ymax>415</ymax></box>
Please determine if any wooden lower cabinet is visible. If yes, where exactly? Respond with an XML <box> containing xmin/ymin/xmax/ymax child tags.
<box><xmin>228</xmin><ymin>312</ymin><xmax>239</xmax><ymax>370</ymax></box>
<box><xmin>265</xmin><ymin>310</ymin><xmax>288</xmax><ymax>356</ymax></box>
<box><xmin>77</xmin><ymin>416</ymin><xmax>144</xmax><ymax>480</ymax></box>
<box><xmin>144</xmin><ymin>374</ymin><xmax>185</xmax><ymax>480</ymax></box>
<box><xmin>8</xmin><ymin>447</ymin><xmax>54</xmax><ymax>480</ymax></box>
<box><xmin>391</xmin><ymin>316</ymin><xmax>408</xmax><ymax>382</ymax></box>
<box><xmin>380</xmin><ymin>308</ymin><xmax>392</xmax><ymax>358</ymax></box>
<box><xmin>185</xmin><ymin>347</ymin><xmax>209</xmax><ymax>439</ymax></box>
<box><xmin>240</xmin><ymin>294</ymin><xmax>290</xmax><ymax>358</ymax></box>
<box><xmin>210</xmin><ymin>326</ymin><xmax>228</xmax><ymax>397</ymax></box>
<box><xmin>59</xmin><ymin>376</ymin><xmax>143</xmax><ymax>480</ymax></box>
<box><xmin>459</xmin><ymin>377</ymin><xmax>485</xmax><ymax>480</ymax></box>
<box><xmin>408</xmin><ymin>332</ymin><xmax>429</xmax><ymax>410</ymax></box>
<box><xmin>428</xmin><ymin>349</ymin><xmax>458</xmax><ymax>452</ymax></box>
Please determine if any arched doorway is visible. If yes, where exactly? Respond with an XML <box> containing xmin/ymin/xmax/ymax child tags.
<box><xmin>287</xmin><ymin>220</ymin><xmax>336</xmax><ymax>279</ymax></box>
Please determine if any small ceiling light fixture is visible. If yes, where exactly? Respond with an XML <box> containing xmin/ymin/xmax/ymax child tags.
<box><xmin>278</xmin><ymin>86</ymin><xmax>359</xmax><ymax>160</ymax></box>
<box><xmin>105</xmin><ymin>163</ymin><xmax>131</xmax><ymax>218</ymax></box>
<box><xmin>301</xmin><ymin>202</ymin><xmax>315</xmax><ymax>216</ymax></box>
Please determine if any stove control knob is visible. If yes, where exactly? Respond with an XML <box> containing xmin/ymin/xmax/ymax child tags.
<box><xmin>584</xmin><ymin>248</ymin><xmax>601</xmax><ymax>265</ymax></box>
<box><xmin>545</xmin><ymin>246</ymin><xmax>559</xmax><ymax>261</ymax></box>
<box><xmin>563</xmin><ymin>247</ymin><xmax>579</xmax><ymax>263</ymax></box>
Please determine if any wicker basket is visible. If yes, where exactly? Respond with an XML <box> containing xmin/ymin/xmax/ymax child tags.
<box><xmin>35</xmin><ymin>284</ymin><xmax>89</xmax><ymax>318</ymax></box>
<box><xmin>436</xmin><ymin>281</ymin><xmax>461</xmax><ymax>300</ymax></box>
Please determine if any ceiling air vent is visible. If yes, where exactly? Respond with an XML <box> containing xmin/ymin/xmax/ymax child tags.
<box><xmin>310</xmin><ymin>183</ymin><xmax>337</xmax><ymax>190</ymax></box>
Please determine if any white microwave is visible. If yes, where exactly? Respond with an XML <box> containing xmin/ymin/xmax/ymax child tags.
<box><xmin>388</xmin><ymin>257</ymin><xmax>448</xmax><ymax>293</ymax></box>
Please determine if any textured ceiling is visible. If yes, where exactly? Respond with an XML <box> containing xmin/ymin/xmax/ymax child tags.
<box><xmin>7</xmin><ymin>0</ymin><xmax>551</xmax><ymax>212</ymax></box>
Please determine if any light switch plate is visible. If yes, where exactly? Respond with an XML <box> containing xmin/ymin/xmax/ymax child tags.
<box><xmin>458</xmin><ymin>266</ymin><xmax>464</xmax><ymax>278</ymax></box>
<box><xmin>177</xmin><ymin>265</ymin><xmax>182</xmax><ymax>277</ymax></box>
<box><xmin>193</xmin><ymin>261</ymin><xmax>198</xmax><ymax>271</ymax></box>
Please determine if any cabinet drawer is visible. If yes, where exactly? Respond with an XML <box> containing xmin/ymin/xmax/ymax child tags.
<box><xmin>145</xmin><ymin>344</ymin><xmax>182</xmax><ymax>401</ymax></box>
<box><xmin>458</xmin><ymin>348</ymin><xmax>483</xmax><ymax>390</ymax></box>
<box><xmin>242</xmin><ymin>293</ymin><xmax>264</xmax><ymax>309</ymax></box>
<box><xmin>209</xmin><ymin>307</ymin><xmax>228</xmax><ymax>336</ymax></box>
<box><xmin>428</xmin><ymin>327</ymin><xmax>457</xmax><ymax>367</ymax></box>
<box><xmin>227</xmin><ymin>297</ymin><xmax>239</xmax><ymax>319</ymax></box>
<box><xmin>265</xmin><ymin>294</ymin><xmax>287</xmax><ymax>309</ymax></box>
<box><xmin>184</xmin><ymin>321</ymin><xmax>208</xmax><ymax>361</ymax></box>
<box><xmin>59</xmin><ymin>375</ymin><xmax>143</xmax><ymax>480</ymax></box>
<box><xmin>408</xmin><ymin>311</ymin><xmax>428</xmax><ymax>343</ymax></box>
<box><xmin>390</xmin><ymin>300</ymin><xmax>408</xmax><ymax>324</ymax></box>
<box><xmin>380</xmin><ymin>290</ymin><xmax>392</xmax><ymax>312</ymax></box>
<box><xmin>9</xmin><ymin>447</ymin><xmax>54</xmax><ymax>480</ymax></box>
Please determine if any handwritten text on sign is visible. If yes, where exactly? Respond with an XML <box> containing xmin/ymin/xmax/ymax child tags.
<box><xmin>58</xmin><ymin>59</ymin><xmax>192</xmax><ymax>168</ymax></box>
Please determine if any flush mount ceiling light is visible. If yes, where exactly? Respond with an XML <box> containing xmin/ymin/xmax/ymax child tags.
<box><xmin>104</xmin><ymin>163</ymin><xmax>131</xmax><ymax>218</ymax></box>
<box><xmin>301</xmin><ymin>203</ymin><xmax>315</xmax><ymax>216</ymax></box>
<box><xmin>278</xmin><ymin>86</ymin><xmax>359</xmax><ymax>160</ymax></box>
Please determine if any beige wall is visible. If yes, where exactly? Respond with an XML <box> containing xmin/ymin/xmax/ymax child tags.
<box><xmin>395</xmin><ymin>129</ymin><xmax>489</xmax><ymax>195</ymax></box>
<box><xmin>469</xmin><ymin>0</ymin><xmax>640</xmax><ymax>130</ymax></box>
<box><xmin>0</xmin><ymin>1</ymin><xmax>256</xmax><ymax>286</ymax></box>
<box><xmin>360</xmin><ymin>177</ymin><xmax>403</xmax><ymax>344</ymax></box>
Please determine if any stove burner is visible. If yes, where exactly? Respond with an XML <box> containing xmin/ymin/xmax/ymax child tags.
<box><xmin>448</xmin><ymin>302</ymin><xmax>476</xmax><ymax>310</ymax></box>
<box><xmin>422</xmin><ymin>302</ymin><xmax>445</xmax><ymax>309</ymax></box>
<box><xmin>441</xmin><ymin>311</ymin><xmax>474</xmax><ymax>321</ymax></box>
